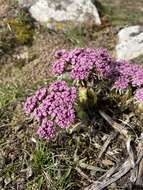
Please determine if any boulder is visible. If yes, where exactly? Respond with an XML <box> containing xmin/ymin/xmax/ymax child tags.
<box><xmin>116</xmin><ymin>25</ymin><xmax>143</xmax><ymax>60</ymax></box>
<box><xmin>18</xmin><ymin>0</ymin><xmax>101</xmax><ymax>29</ymax></box>
<box><xmin>18</xmin><ymin>0</ymin><xmax>37</xmax><ymax>7</ymax></box>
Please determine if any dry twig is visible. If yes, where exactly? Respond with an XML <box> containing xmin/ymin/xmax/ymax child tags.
<box><xmin>99</xmin><ymin>110</ymin><xmax>135</xmax><ymax>167</ymax></box>
<box><xmin>84</xmin><ymin>138</ymin><xmax>143</xmax><ymax>190</ymax></box>
<box><xmin>84</xmin><ymin>111</ymin><xmax>143</xmax><ymax>190</ymax></box>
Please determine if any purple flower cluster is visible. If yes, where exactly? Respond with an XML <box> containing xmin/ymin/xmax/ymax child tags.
<box><xmin>114</xmin><ymin>61</ymin><xmax>143</xmax><ymax>88</ymax></box>
<box><xmin>131</xmin><ymin>65</ymin><xmax>143</xmax><ymax>87</ymax></box>
<box><xmin>93</xmin><ymin>48</ymin><xmax>113</xmax><ymax>78</ymax></box>
<box><xmin>24</xmin><ymin>87</ymin><xmax>47</xmax><ymax>115</ymax></box>
<box><xmin>52</xmin><ymin>48</ymin><xmax>143</xmax><ymax>101</ymax></box>
<box><xmin>24</xmin><ymin>48</ymin><xmax>143</xmax><ymax>140</ymax></box>
<box><xmin>37</xmin><ymin>119</ymin><xmax>55</xmax><ymax>140</ymax></box>
<box><xmin>134</xmin><ymin>88</ymin><xmax>143</xmax><ymax>102</ymax></box>
<box><xmin>24</xmin><ymin>81</ymin><xmax>77</xmax><ymax>140</ymax></box>
<box><xmin>112</xmin><ymin>61</ymin><xmax>143</xmax><ymax>101</ymax></box>
<box><xmin>52</xmin><ymin>59</ymin><xmax>66</xmax><ymax>75</ymax></box>
<box><xmin>45</xmin><ymin>81</ymin><xmax>77</xmax><ymax>128</ymax></box>
<box><xmin>113</xmin><ymin>76</ymin><xmax>129</xmax><ymax>90</ymax></box>
<box><xmin>52</xmin><ymin>48</ymin><xmax>113</xmax><ymax>80</ymax></box>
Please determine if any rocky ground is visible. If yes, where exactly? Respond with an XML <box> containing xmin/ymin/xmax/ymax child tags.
<box><xmin>0</xmin><ymin>0</ymin><xmax>143</xmax><ymax>190</ymax></box>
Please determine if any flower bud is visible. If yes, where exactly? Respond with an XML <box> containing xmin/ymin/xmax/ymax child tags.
<box><xmin>87</xmin><ymin>88</ymin><xmax>97</xmax><ymax>105</ymax></box>
<box><xmin>79</xmin><ymin>87</ymin><xmax>88</xmax><ymax>103</ymax></box>
<box><xmin>136</xmin><ymin>102</ymin><xmax>143</xmax><ymax>113</ymax></box>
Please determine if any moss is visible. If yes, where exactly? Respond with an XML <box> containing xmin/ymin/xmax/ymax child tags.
<box><xmin>7</xmin><ymin>13</ymin><xmax>35</xmax><ymax>45</ymax></box>
<box><xmin>10</xmin><ymin>20</ymin><xmax>34</xmax><ymax>45</ymax></box>
<box><xmin>0</xmin><ymin>9</ymin><xmax>35</xmax><ymax>59</ymax></box>
<box><xmin>1</xmin><ymin>9</ymin><xmax>35</xmax><ymax>52</ymax></box>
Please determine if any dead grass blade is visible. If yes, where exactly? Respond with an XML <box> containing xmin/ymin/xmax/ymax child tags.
<box><xmin>99</xmin><ymin>110</ymin><xmax>129</xmax><ymax>138</ymax></box>
<box><xmin>84</xmin><ymin>158</ymin><xmax>131</xmax><ymax>190</ymax></box>
<box><xmin>84</xmin><ymin>132</ymin><xmax>143</xmax><ymax>190</ymax></box>
<box><xmin>134</xmin><ymin>133</ymin><xmax>143</xmax><ymax>187</ymax></box>
<box><xmin>99</xmin><ymin>110</ymin><xmax>135</xmax><ymax>167</ymax></box>
<box><xmin>75</xmin><ymin>167</ymin><xmax>93</xmax><ymax>183</ymax></box>
<box><xmin>98</xmin><ymin>132</ymin><xmax>117</xmax><ymax>159</ymax></box>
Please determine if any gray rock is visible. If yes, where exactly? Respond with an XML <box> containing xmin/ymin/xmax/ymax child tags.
<box><xmin>18</xmin><ymin>0</ymin><xmax>101</xmax><ymax>29</ymax></box>
<box><xmin>116</xmin><ymin>25</ymin><xmax>143</xmax><ymax>60</ymax></box>
<box><xmin>18</xmin><ymin>0</ymin><xmax>37</xmax><ymax>7</ymax></box>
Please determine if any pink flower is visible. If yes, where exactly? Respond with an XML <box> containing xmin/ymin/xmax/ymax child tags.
<box><xmin>37</xmin><ymin>119</ymin><xmax>55</xmax><ymax>139</ymax></box>
<box><xmin>24</xmin><ymin>81</ymin><xmax>77</xmax><ymax>140</ymax></box>
<box><xmin>134</xmin><ymin>88</ymin><xmax>143</xmax><ymax>102</ymax></box>
<box><xmin>52</xmin><ymin>48</ymin><xmax>113</xmax><ymax>80</ymax></box>
<box><xmin>113</xmin><ymin>77</ymin><xmax>129</xmax><ymax>90</ymax></box>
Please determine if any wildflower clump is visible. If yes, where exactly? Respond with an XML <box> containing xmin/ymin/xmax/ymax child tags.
<box><xmin>24</xmin><ymin>47</ymin><xmax>143</xmax><ymax>140</ymax></box>
<box><xmin>52</xmin><ymin>48</ymin><xmax>113</xmax><ymax>80</ymax></box>
<box><xmin>52</xmin><ymin>48</ymin><xmax>143</xmax><ymax>100</ymax></box>
<box><xmin>24</xmin><ymin>81</ymin><xmax>77</xmax><ymax>139</ymax></box>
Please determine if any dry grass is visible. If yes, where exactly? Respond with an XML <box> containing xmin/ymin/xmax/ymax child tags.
<box><xmin>0</xmin><ymin>0</ymin><xmax>10</xmax><ymax>18</ymax></box>
<box><xmin>99</xmin><ymin>0</ymin><xmax>143</xmax><ymax>26</ymax></box>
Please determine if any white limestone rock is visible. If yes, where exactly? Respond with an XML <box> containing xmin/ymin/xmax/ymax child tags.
<box><xmin>19</xmin><ymin>0</ymin><xmax>101</xmax><ymax>29</ymax></box>
<box><xmin>18</xmin><ymin>0</ymin><xmax>37</xmax><ymax>7</ymax></box>
<box><xmin>116</xmin><ymin>25</ymin><xmax>143</xmax><ymax>60</ymax></box>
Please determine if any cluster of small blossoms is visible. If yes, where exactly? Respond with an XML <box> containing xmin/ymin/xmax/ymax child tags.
<box><xmin>24</xmin><ymin>48</ymin><xmax>143</xmax><ymax>140</ymax></box>
<box><xmin>134</xmin><ymin>88</ymin><xmax>143</xmax><ymax>102</ymax></box>
<box><xmin>93</xmin><ymin>48</ymin><xmax>113</xmax><ymax>78</ymax></box>
<box><xmin>113</xmin><ymin>61</ymin><xmax>143</xmax><ymax>89</ymax></box>
<box><xmin>113</xmin><ymin>76</ymin><xmax>130</xmax><ymax>90</ymax></box>
<box><xmin>37</xmin><ymin>119</ymin><xmax>55</xmax><ymax>139</ymax></box>
<box><xmin>24</xmin><ymin>87</ymin><xmax>48</xmax><ymax>115</ymax></box>
<box><xmin>46</xmin><ymin>81</ymin><xmax>77</xmax><ymax>128</ymax></box>
<box><xmin>24</xmin><ymin>81</ymin><xmax>77</xmax><ymax>140</ymax></box>
<box><xmin>52</xmin><ymin>48</ymin><xmax>113</xmax><ymax>80</ymax></box>
<box><xmin>52</xmin><ymin>48</ymin><xmax>143</xmax><ymax>102</ymax></box>
<box><xmin>112</xmin><ymin>61</ymin><xmax>143</xmax><ymax>101</ymax></box>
